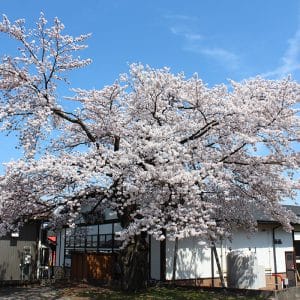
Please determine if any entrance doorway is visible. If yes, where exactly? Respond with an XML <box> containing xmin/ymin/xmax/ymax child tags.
<box><xmin>285</xmin><ymin>251</ymin><xmax>296</xmax><ymax>287</ymax></box>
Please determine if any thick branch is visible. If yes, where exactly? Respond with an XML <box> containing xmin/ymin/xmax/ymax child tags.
<box><xmin>219</xmin><ymin>143</ymin><xmax>247</xmax><ymax>162</ymax></box>
<box><xmin>180</xmin><ymin>120</ymin><xmax>219</xmax><ymax>144</ymax></box>
<box><xmin>52</xmin><ymin>108</ymin><xmax>96</xmax><ymax>143</ymax></box>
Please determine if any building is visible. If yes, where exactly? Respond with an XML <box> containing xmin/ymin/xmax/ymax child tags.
<box><xmin>55</xmin><ymin>209</ymin><xmax>122</xmax><ymax>281</ymax></box>
<box><xmin>0</xmin><ymin>221</ymin><xmax>50</xmax><ymax>282</ymax></box>
<box><xmin>55</xmin><ymin>205</ymin><xmax>300</xmax><ymax>290</ymax></box>
<box><xmin>150</xmin><ymin>205</ymin><xmax>300</xmax><ymax>290</ymax></box>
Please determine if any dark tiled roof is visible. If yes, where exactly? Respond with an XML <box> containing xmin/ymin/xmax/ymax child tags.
<box><xmin>254</xmin><ymin>205</ymin><xmax>300</xmax><ymax>223</ymax></box>
<box><xmin>283</xmin><ymin>205</ymin><xmax>300</xmax><ymax>217</ymax></box>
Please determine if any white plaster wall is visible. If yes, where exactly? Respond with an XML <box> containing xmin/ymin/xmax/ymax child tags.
<box><xmin>164</xmin><ymin>226</ymin><xmax>294</xmax><ymax>281</ymax></box>
<box><xmin>294</xmin><ymin>231</ymin><xmax>300</xmax><ymax>240</ymax></box>
<box><xmin>150</xmin><ymin>237</ymin><xmax>161</xmax><ymax>280</ymax></box>
<box><xmin>227</xmin><ymin>229</ymin><xmax>273</xmax><ymax>272</ymax></box>
<box><xmin>166</xmin><ymin>237</ymin><xmax>216</xmax><ymax>280</ymax></box>
<box><xmin>55</xmin><ymin>228</ymin><xmax>72</xmax><ymax>267</ymax></box>
<box><xmin>272</xmin><ymin>228</ymin><xmax>294</xmax><ymax>273</ymax></box>
<box><xmin>228</xmin><ymin>227</ymin><xmax>293</xmax><ymax>273</ymax></box>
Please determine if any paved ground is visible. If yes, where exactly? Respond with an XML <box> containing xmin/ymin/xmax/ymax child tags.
<box><xmin>0</xmin><ymin>286</ymin><xmax>60</xmax><ymax>300</ymax></box>
<box><xmin>0</xmin><ymin>285</ymin><xmax>88</xmax><ymax>300</ymax></box>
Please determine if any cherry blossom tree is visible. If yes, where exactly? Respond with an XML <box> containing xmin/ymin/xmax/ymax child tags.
<box><xmin>0</xmin><ymin>14</ymin><xmax>300</xmax><ymax>290</ymax></box>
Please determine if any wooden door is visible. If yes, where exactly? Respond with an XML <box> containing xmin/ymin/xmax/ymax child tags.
<box><xmin>285</xmin><ymin>251</ymin><xmax>296</xmax><ymax>287</ymax></box>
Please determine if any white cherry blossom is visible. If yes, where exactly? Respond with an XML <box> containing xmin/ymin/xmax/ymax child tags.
<box><xmin>0</xmin><ymin>15</ymin><xmax>299</xmax><ymax>246</ymax></box>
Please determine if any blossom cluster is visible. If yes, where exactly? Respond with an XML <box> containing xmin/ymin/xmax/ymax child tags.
<box><xmin>0</xmin><ymin>15</ymin><xmax>299</xmax><ymax>243</ymax></box>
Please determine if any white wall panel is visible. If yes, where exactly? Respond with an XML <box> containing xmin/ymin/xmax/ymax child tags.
<box><xmin>164</xmin><ymin>226</ymin><xmax>294</xmax><ymax>281</ymax></box>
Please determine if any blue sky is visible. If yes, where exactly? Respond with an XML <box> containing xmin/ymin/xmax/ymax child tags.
<box><xmin>0</xmin><ymin>0</ymin><xmax>300</xmax><ymax>168</ymax></box>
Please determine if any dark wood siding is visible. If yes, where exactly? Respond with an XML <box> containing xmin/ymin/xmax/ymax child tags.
<box><xmin>71</xmin><ymin>253</ymin><xmax>114</xmax><ymax>281</ymax></box>
<box><xmin>0</xmin><ymin>223</ymin><xmax>39</xmax><ymax>281</ymax></box>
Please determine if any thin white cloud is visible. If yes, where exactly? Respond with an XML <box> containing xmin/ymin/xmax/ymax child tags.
<box><xmin>261</xmin><ymin>26</ymin><xmax>300</xmax><ymax>78</ymax></box>
<box><xmin>164</xmin><ymin>14</ymin><xmax>198</xmax><ymax>22</ymax></box>
<box><xmin>184</xmin><ymin>33</ymin><xmax>203</xmax><ymax>41</ymax></box>
<box><xmin>166</xmin><ymin>15</ymin><xmax>240</xmax><ymax>70</ymax></box>
<box><xmin>184</xmin><ymin>45</ymin><xmax>240</xmax><ymax>70</ymax></box>
<box><xmin>170</xmin><ymin>26</ymin><xmax>203</xmax><ymax>41</ymax></box>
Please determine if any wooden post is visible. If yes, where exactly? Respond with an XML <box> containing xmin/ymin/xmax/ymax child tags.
<box><xmin>160</xmin><ymin>230</ymin><xmax>166</xmax><ymax>281</ymax></box>
<box><xmin>211</xmin><ymin>246</ymin><xmax>215</xmax><ymax>287</ymax></box>
<box><xmin>149</xmin><ymin>235</ymin><xmax>152</xmax><ymax>280</ymax></box>
<box><xmin>112</xmin><ymin>223</ymin><xmax>115</xmax><ymax>253</ymax></box>
<box><xmin>211</xmin><ymin>241</ymin><xmax>225</xmax><ymax>288</ymax></box>
<box><xmin>97</xmin><ymin>224</ymin><xmax>100</xmax><ymax>253</ymax></box>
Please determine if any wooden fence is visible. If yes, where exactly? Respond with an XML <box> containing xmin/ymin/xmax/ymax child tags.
<box><xmin>71</xmin><ymin>252</ymin><xmax>115</xmax><ymax>282</ymax></box>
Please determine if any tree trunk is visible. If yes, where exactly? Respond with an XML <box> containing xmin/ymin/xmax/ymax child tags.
<box><xmin>211</xmin><ymin>241</ymin><xmax>226</xmax><ymax>288</ymax></box>
<box><xmin>118</xmin><ymin>234</ymin><xmax>149</xmax><ymax>291</ymax></box>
